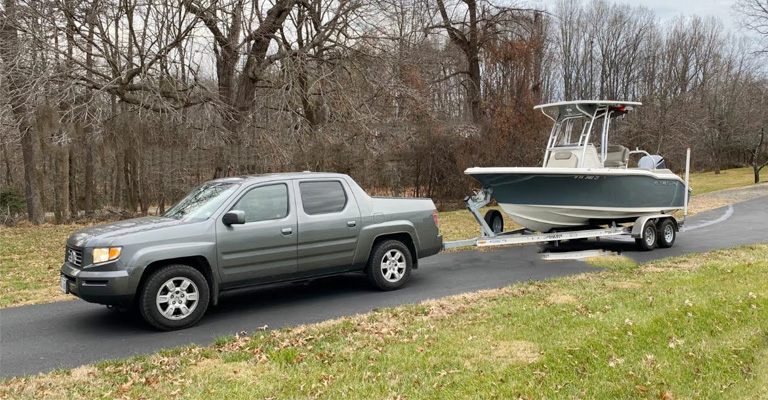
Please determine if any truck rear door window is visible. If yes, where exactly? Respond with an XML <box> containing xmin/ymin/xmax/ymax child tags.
<box><xmin>232</xmin><ymin>184</ymin><xmax>288</xmax><ymax>222</ymax></box>
<box><xmin>300</xmin><ymin>181</ymin><xmax>347</xmax><ymax>215</ymax></box>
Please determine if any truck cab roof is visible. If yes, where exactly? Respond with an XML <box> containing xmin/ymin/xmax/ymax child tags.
<box><xmin>210</xmin><ymin>172</ymin><xmax>350</xmax><ymax>185</ymax></box>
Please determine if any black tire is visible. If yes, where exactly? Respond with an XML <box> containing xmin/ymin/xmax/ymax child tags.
<box><xmin>366</xmin><ymin>240</ymin><xmax>413</xmax><ymax>291</ymax></box>
<box><xmin>483</xmin><ymin>210</ymin><xmax>504</xmax><ymax>234</ymax></box>
<box><xmin>635</xmin><ymin>220</ymin><xmax>657</xmax><ymax>251</ymax></box>
<box><xmin>657</xmin><ymin>219</ymin><xmax>676</xmax><ymax>248</ymax></box>
<box><xmin>138</xmin><ymin>264</ymin><xmax>210</xmax><ymax>331</ymax></box>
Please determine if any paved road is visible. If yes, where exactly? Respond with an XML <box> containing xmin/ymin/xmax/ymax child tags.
<box><xmin>2</xmin><ymin>196</ymin><xmax>767</xmax><ymax>378</ymax></box>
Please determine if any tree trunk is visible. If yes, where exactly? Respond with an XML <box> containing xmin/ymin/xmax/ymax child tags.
<box><xmin>232</xmin><ymin>0</ymin><xmax>296</xmax><ymax>120</ymax></box>
<box><xmin>83</xmin><ymin>5</ymin><xmax>96</xmax><ymax>217</ymax></box>
<box><xmin>53</xmin><ymin>144</ymin><xmax>70</xmax><ymax>223</ymax></box>
<box><xmin>20</xmin><ymin>128</ymin><xmax>44</xmax><ymax>224</ymax></box>
<box><xmin>2</xmin><ymin>140</ymin><xmax>12</xmax><ymax>185</ymax></box>
<box><xmin>123</xmin><ymin>144</ymin><xmax>138</xmax><ymax>212</ymax></box>
<box><xmin>0</xmin><ymin>0</ymin><xmax>44</xmax><ymax>224</ymax></box>
<box><xmin>435</xmin><ymin>0</ymin><xmax>483</xmax><ymax>124</ymax></box>
<box><xmin>113</xmin><ymin>152</ymin><xmax>123</xmax><ymax>207</ymax></box>
<box><xmin>754</xmin><ymin>165</ymin><xmax>760</xmax><ymax>184</ymax></box>
<box><xmin>712</xmin><ymin>146</ymin><xmax>721</xmax><ymax>174</ymax></box>
<box><xmin>466</xmin><ymin>0</ymin><xmax>482</xmax><ymax>123</ymax></box>
<box><xmin>84</xmin><ymin>140</ymin><xmax>94</xmax><ymax>216</ymax></box>
<box><xmin>69</xmin><ymin>142</ymin><xmax>77</xmax><ymax>218</ymax></box>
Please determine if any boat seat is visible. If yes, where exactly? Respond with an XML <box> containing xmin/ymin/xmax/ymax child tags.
<box><xmin>604</xmin><ymin>145</ymin><xmax>629</xmax><ymax>168</ymax></box>
<box><xmin>546</xmin><ymin>151</ymin><xmax>578</xmax><ymax>168</ymax></box>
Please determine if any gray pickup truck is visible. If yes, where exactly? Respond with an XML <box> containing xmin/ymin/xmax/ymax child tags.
<box><xmin>60</xmin><ymin>172</ymin><xmax>442</xmax><ymax>330</ymax></box>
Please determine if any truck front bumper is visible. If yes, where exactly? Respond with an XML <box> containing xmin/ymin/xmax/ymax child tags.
<box><xmin>60</xmin><ymin>262</ymin><xmax>135</xmax><ymax>306</ymax></box>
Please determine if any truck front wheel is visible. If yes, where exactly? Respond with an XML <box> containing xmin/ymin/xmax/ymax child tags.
<box><xmin>366</xmin><ymin>240</ymin><xmax>413</xmax><ymax>291</ymax></box>
<box><xmin>138</xmin><ymin>264</ymin><xmax>210</xmax><ymax>331</ymax></box>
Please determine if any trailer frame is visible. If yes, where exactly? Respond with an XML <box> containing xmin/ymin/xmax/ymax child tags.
<box><xmin>442</xmin><ymin>188</ymin><xmax>682</xmax><ymax>251</ymax></box>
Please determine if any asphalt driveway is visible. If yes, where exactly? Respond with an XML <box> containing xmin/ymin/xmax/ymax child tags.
<box><xmin>1</xmin><ymin>196</ymin><xmax>766</xmax><ymax>378</ymax></box>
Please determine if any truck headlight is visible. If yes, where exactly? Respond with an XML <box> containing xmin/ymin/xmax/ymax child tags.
<box><xmin>92</xmin><ymin>247</ymin><xmax>121</xmax><ymax>264</ymax></box>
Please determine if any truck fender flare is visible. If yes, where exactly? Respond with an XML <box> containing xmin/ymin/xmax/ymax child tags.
<box><xmin>356</xmin><ymin>222</ymin><xmax>420</xmax><ymax>266</ymax></box>
<box><xmin>127</xmin><ymin>243</ymin><xmax>219</xmax><ymax>303</ymax></box>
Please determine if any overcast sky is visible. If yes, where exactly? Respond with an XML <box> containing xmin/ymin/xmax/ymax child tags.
<box><xmin>528</xmin><ymin>0</ymin><xmax>743</xmax><ymax>32</ymax></box>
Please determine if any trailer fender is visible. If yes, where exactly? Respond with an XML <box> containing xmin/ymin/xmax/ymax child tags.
<box><xmin>631</xmin><ymin>215</ymin><xmax>676</xmax><ymax>238</ymax></box>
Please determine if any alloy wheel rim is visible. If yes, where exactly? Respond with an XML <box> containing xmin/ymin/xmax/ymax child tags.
<box><xmin>380</xmin><ymin>249</ymin><xmax>406</xmax><ymax>283</ymax></box>
<box><xmin>156</xmin><ymin>277</ymin><xmax>199</xmax><ymax>320</ymax></box>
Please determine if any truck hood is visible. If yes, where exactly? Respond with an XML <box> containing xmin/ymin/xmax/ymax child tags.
<box><xmin>68</xmin><ymin>216</ymin><xmax>185</xmax><ymax>247</ymax></box>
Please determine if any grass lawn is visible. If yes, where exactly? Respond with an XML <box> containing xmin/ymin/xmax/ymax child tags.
<box><xmin>0</xmin><ymin>224</ymin><xmax>83</xmax><ymax>307</ymax></box>
<box><xmin>2</xmin><ymin>243</ymin><xmax>767</xmax><ymax>399</ymax></box>
<box><xmin>688</xmin><ymin>167</ymin><xmax>756</xmax><ymax>195</ymax></box>
<box><xmin>0</xmin><ymin>166</ymin><xmax>761</xmax><ymax>309</ymax></box>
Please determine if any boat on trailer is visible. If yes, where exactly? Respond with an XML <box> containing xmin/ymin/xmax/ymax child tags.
<box><xmin>465</xmin><ymin>100</ymin><xmax>690</xmax><ymax>233</ymax></box>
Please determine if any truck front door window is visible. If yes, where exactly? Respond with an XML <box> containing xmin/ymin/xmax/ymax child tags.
<box><xmin>232</xmin><ymin>184</ymin><xmax>289</xmax><ymax>223</ymax></box>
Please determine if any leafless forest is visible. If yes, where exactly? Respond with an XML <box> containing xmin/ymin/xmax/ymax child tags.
<box><xmin>1</xmin><ymin>0</ymin><xmax>768</xmax><ymax>223</ymax></box>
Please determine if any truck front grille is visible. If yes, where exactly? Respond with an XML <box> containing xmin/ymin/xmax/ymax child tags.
<box><xmin>66</xmin><ymin>247</ymin><xmax>83</xmax><ymax>267</ymax></box>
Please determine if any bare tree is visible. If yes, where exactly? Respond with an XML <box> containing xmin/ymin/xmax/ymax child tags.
<box><xmin>434</xmin><ymin>0</ymin><xmax>536</xmax><ymax>124</ymax></box>
<box><xmin>0</xmin><ymin>0</ymin><xmax>44</xmax><ymax>223</ymax></box>
<box><xmin>736</xmin><ymin>0</ymin><xmax>768</xmax><ymax>50</ymax></box>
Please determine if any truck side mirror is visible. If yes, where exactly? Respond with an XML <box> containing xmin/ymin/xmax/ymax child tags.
<box><xmin>223</xmin><ymin>210</ymin><xmax>246</xmax><ymax>225</ymax></box>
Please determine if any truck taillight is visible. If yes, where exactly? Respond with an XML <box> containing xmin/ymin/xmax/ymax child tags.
<box><xmin>432</xmin><ymin>210</ymin><xmax>439</xmax><ymax>228</ymax></box>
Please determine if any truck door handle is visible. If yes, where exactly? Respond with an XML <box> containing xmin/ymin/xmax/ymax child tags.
<box><xmin>281</xmin><ymin>227</ymin><xmax>293</xmax><ymax>235</ymax></box>
<box><xmin>347</xmin><ymin>220</ymin><xmax>357</xmax><ymax>227</ymax></box>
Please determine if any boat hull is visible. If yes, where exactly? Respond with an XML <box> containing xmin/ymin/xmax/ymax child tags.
<box><xmin>466</xmin><ymin>168</ymin><xmax>688</xmax><ymax>232</ymax></box>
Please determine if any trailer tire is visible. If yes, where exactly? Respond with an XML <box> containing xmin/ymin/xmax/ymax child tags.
<box><xmin>635</xmin><ymin>220</ymin><xmax>657</xmax><ymax>251</ymax></box>
<box><xmin>657</xmin><ymin>219</ymin><xmax>676</xmax><ymax>248</ymax></box>
<box><xmin>366</xmin><ymin>240</ymin><xmax>412</xmax><ymax>291</ymax></box>
<box><xmin>484</xmin><ymin>210</ymin><xmax>504</xmax><ymax>234</ymax></box>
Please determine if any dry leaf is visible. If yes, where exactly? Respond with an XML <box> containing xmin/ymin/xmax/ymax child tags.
<box><xmin>658</xmin><ymin>390</ymin><xmax>673</xmax><ymax>399</ymax></box>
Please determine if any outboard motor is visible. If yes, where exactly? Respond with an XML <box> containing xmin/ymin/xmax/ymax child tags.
<box><xmin>638</xmin><ymin>155</ymin><xmax>666</xmax><ymax>169</ymax></box>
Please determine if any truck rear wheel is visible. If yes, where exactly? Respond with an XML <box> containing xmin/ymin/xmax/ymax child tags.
<box><xmin>366</xmin><ymin>240</ymin><xmax>412</xmax><ymax>291</ymax></box>
<box><xmin>138</xmin><ymin>264</ymin><xmax>210</xmax><ymax>331</ymax></box>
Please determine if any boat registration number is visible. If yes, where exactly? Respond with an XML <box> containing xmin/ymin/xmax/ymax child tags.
<box><xmin>573</xmin><ymin>175</ymin><xmax>603</xmax><ymax>180</ymax></box>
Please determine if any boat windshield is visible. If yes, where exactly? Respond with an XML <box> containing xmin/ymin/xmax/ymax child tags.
<box><xmin>164</xmin><ymin>182</ymin><xmax>239</xmax><ymax>221</ymax></box>
<box><xmin>552</xmin><ymin>118</ymin><xmax>612</xmax><ymax>147</ymax></box>
<box><xmin>541</xmin><ymin>101</ymin><xmax>639</xmax><ymax>168</ymax></box>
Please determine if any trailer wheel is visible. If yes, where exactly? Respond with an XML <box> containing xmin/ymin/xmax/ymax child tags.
<box><xmin>635</xmin><ymin>220</ymin><xmax>657</xmax><ymax>251</ymax></box>
<box><xmin>657</xmin><ymin>219</ymin><xmax>676</xmax><ymax>248</ymax></box>
<box><xmin>484</xmin><ymin>210</ymin><xmax>504</xmax><ymax>234</ymax></box>
<box><xmin>366</xmin><ymin>240</ymin><xmax>412</xmax><ymax>291</ymax></box>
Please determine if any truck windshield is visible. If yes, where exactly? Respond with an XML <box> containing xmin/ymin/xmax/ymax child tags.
<box><xmin>164</xmin><ymin>182</ymin><xmax>239</xmax><ymax>221</ymax></box>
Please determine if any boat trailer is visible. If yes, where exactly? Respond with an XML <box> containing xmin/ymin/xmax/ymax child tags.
<box><xmin>442</xmin><ymin>149</ymin><xmax>691</xmax><ymax>253</ymax></box>
<box><xmin>442</xmin><ymin>187</ymin><xmax>682</xmax><ymax>252</ymax></box>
